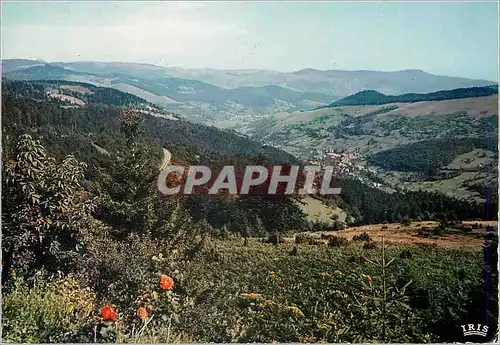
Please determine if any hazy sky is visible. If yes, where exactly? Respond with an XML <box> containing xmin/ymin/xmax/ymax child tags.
<box><xmin>2</xmin><ymin>1</ymin><xmax>498</xmax><ymax>80</ymax></box>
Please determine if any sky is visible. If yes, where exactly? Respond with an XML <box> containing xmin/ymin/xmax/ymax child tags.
<box><xmin>1</xmin><ymin>1</ymin><xmax>499</xmax><ymax>81</ymax></box>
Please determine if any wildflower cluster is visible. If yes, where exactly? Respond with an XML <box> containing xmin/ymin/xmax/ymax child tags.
<box><xmin>97</xmin><ymin>274</ymin><xmax>175</xmax><ymax>340</ymax></box>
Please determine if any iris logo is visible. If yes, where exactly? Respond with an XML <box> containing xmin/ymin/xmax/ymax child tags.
<box><xmin>461</xmin><ymin>324</ymin><xmax>489</xmax><ymax>337</ymax></box>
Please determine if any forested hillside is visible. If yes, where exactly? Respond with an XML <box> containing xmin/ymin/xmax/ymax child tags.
<box><xmin>326</xmin><ymin>85</ymin><xmax>498</xmax><ymax>107</ymax></box>
<box><xmin>2</xmin><ymin>80</ymin><xmax>299</xmax><ymax>163</ymax></box>
<box><xmin>369</xmin><ymin>137</ymin><xmax>498</xmax><ymax>173</ymax></box>
<box><xmin>2</xmin><ymin>80</ymin><xmax>308</xmax><ymax>238</ymax></box>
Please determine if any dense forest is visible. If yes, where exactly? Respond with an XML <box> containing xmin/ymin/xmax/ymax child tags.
<box><xmin>334</xmin><ymin>178</ymin><xmax>496</xmax><ymax>224</ymax></box>
<box><xmin>326</xmin><ymin>84</ymin><xmax>498</xmax><ymax>107</ymax></box>
<box><xmin>368</xmin><ymin>137</ymin><xmax>498</xmax><ymax>173</ymax></box>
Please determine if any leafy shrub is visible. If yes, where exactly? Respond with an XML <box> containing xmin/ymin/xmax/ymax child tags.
<box><xmin>362</xmin><ymin>240</ymin><xmax>377</xmax><ymax>249</ymax></box>
<box><xmin>417</xmin><ymin>225</ymin><xmax>448</xmax><ymax>238</ymax></box>
<box><xmin>2</xmin><ymin>134</ymin><xmax>98</xmax><ymax>279</ymax></box>
<box><xmin>401</xmin><ymin>218</ymin><xmax>412</xmax><ymax>226</ymax></box>
<box><xmin>416</xmin><ymin>230</ymin><xmax>431</xmax><ymax>238</ymax></box>
<box><xmin>432</xmin><ymin>226</ymin><xmax>446</xmax><ymax>236</ymax></box>
<box><xmin>400</xmin><ymin>248</ymin><xmax>412</xmax><ymax>259</ymax></box>
<box><xmin>311</xmin><ymin>221</ymin><xmax>333</xmax><ymax>232</ymax></box>
<box><xmin>2</xmin><ymin>274</ymin><xmax>96</xmax><ymax>343</ymax></box>
<box><xmin>295</xmin><ymin>234</ymin><xmax>317</xmax><ymax>245</ymax></box>
<box><xmin>327</xmin><ymin>236</ymin><xmax>348</xmax><ymax>247</ymax></box>
<box><xmin>353</xmin><ymin>232</ymin><xmax>372</xmax><ymax>242</ymax></box>
<box><xmin>332</xmin><ymin>220</ymin><xmax>346</xmax><ymax>231</ymax></box>
<box><xmin>266</xmin><ymin>233</ymin><xmax>284</xmax><ymax>245</ymax></box>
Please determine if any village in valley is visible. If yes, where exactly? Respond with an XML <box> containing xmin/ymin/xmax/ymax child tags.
<box><xmin>264</xmin><ymin>140</ymin><xmax>393</xmax><ymax>192</ymax></box>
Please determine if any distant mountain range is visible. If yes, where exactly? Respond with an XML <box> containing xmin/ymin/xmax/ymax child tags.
<box><xmin>2</xmin><ymin>59</ymin><xmax>496</xmax><ymax>121</ymax></box>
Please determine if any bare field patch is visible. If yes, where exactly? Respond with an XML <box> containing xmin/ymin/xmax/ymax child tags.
<box><xmin>47</xmin><ymin>90</ymin><xmax>85</xmax><ymax>105</ymax></box>
<box><xmin>294</xmin><ymin>195</ymin><xmax>347</xmax><ymax>223</ymax></box>
<box><xmin>386</xmin><ymin>95</ymin><xmax>498</xmax><ymax>118</ymax></box>
<box><xmin>60</xmin><ymin>84</ymin><xmax>94</xmax><ymax>94</ymax></box>
<box><xmin>298</xmin><ymin>221</ymin><xmax>497</xmax><ymax>250</ymax></box>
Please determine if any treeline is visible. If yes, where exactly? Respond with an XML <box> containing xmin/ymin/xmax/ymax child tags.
<box><xmin>328</xmin><ymin>84</ymin><xmax>498</xmax><ymax>107</ymax></box>
<box><xmin>368</xmin><ymin>137</ymin><xmax>498</xmax><ymax>174</ymax></box>
<box><xmin>334</xmin><ymin>178</ymin><xmax>496</xmax><ymax>224</ymax></box>
<box><xmin>2</xmin><ymin>79</ymin><xmax>152</xmax><ymax>107</ymax></box>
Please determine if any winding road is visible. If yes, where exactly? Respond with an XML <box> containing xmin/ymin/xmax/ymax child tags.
<box><xmin>157</xmin><ymin>148</ymin><xmax>173</xmax><ymax>194</ymax></box>
<box><xmin>160</xmin><ymin>148</ymin><xmax>172</xmax><ymax>169</ymax></box>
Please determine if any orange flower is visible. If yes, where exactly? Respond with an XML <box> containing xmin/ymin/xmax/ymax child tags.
<box><xmin>366</xmin><ymin>275</ymin><xmax>372</xmax><ymax>281</ymax></box>
<box><xmin>137</xmin><ymin>307</ymin><xmax>149</xmax><ymax>320</ymax></box>
<box><xmin>100</xmin><ymin>305</ymin><xmax>117</xmax><ymax>320</ymax></box>
<box><xmin>160</xmin><ymin>274</ymin><xmax>174</xmax><ymax>290</ymax></box>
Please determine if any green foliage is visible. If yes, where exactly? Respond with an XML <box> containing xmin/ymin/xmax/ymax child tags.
<box><xmin>369</xmin><ymin>137</ymin><xmax>498</xmax><ymax>174</ymax></box>
<box><xmin>171</xmin><ymin>239</ymin><xmax>487</xmax><ymax>342</ymax></box>
<box><xmin>310</xmin><ymin>220</ymin><xmax>334</xmax><ymax>232</ymax></box>
<box><xmin>327</xmin><ymin>235</ymin><xmax>349</xmax><ymax>247</ymax></box>
<box><xmin>353</xmin><ymin>232</ymin><xmax>372</xmax><ymax>242</ymax></box>
<box><xmin>401</xmin><ymin>218</ymin><xmax>412</xmax><ymax>226</ymax></box>
<box><xmin>362</xmin><ymin>240</ymin><xmax>378</xmax><ymax>249</ymax></box>
<box><xmin>265</xmin><ymin>233</ymin><xmax>284</xmax><ymax>245</ymax></box>
<box><xmin>1</xmin><ymin>79</ymin><xmax>498</xmax><ymax>344</ymax></box>
<box><xmin>2</xmin><ymin>134</ymin><xmax>98</xmax><ymax>278</ymax></box>
<box><xmin>398</xmin><ymin>244</ymin><xmax>493</xmax><ymax>341</ymax></box>
<box><xmin>295</xmin><ymin>234</ymin><xmax>317</xmax><ymax>245</ymax></box>
<box><xmin>337</xmin><ymin>177</ymin><xmax>495</xmax><ymax>225</ymax></box>
<box><xmin>2</xmin><ymin>274</ymin><xmax>97</xmax><ymax>343</ymax></box>
<box><xmin>96</xmin><ymin>110</ymin><xmax>159</xmax><ymax>237</ymax></box>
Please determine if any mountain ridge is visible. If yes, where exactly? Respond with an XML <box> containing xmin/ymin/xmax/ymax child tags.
<box><xmin>3</xmin><ymin>59</ymin><xmax>494</xmax><ymax>94</ymax></box>
<box><xmin>322</xmin><ymin>85</ymin><xmax>499</xmax><ymax>108</ymax></box>
<box><xmin>3</xmin><ymin>58</ymin><xmax>496</xmax><ymax>124</ymax></box>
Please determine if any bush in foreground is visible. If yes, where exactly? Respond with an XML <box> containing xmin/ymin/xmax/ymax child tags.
<box><xmin>2</xmin><ymin>274</ymin><xmax>96</xmax><ymax>343</ymax></box>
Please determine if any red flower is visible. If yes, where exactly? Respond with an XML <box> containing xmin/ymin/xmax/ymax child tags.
<box><xmin>100</xmin><ymin>305</ymin><xmax>117</xmax><ymax>320</ymax></box>
<box><xmin>160</xmin><ymin>274</ymin><xmax>174</xmax><ymax>290</ymax></box>
<box><xmin>137</xmin><ymin>307</ymin><xmax>149</xmax><ymax>320</ymax></box>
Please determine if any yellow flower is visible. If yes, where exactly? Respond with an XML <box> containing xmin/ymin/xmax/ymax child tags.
<box><xmin>151</xmin><ymin>291</ymin><xmax>159</xmax><ymax>301</ymax></box>
<box><xmin>300</xmin><ymin>335</ymin><xmax>317</xmax><ymax>342</ymax></box>
<box><xmin>239</xmin><ymin>292</ymin><xmax>261</xmax><ymax>299</ymax></box>
<box><xmin>361</xmin><ymin>274</ymin><xmax>372</xmax><ymax>281</ymax></box>
<box><xmin>269</xmin><ymin>271</ymin><xmax>277</xmax><ymax>278</ymax></box>
<box><xmin>317</xmin><ymin>323</ymin><xmax>330</xmax><ymax>332</ymax></box>
<box><xmin>285</xmin><ymin>305</ymin><xmax>305</xmax><ymax>318</ymax></box>
<box><xmin>260</xmin><ymin>300</ymin><xmax>279</xmax><ymax>308</ymax></box>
